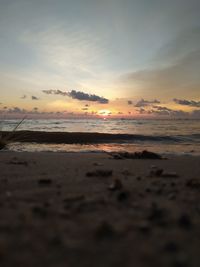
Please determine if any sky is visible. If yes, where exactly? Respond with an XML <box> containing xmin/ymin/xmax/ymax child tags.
<box><xmin>0</xmin><ymin>0</ymin><xmax>200</xmax><ymax>118</ymax></box>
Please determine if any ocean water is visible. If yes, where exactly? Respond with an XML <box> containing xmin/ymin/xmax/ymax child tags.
<box><xmin>1</xmin><ymin>118</ymin><xmax>200</xmax><ymax>154</ymax></box>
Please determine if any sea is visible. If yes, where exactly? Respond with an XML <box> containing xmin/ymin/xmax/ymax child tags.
<box><xmin>1</xmin><ymin>118</ymin><xmax>200</xmax><ymax>155</ymax></box>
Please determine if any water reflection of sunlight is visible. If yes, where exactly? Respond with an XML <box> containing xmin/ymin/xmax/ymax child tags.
<box><xmin>8</xmin><ymin>142</ymin><xmax>200</xmax><ymax>155</ymax></box>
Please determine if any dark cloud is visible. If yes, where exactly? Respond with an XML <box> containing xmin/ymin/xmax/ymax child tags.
<box><xmin>135</xmin><ymin>98</ymin><xmax>160</xmax><ymax>107</ymax></box>
<box><xmin>43</xmin><ymin>89</ymin><xmax>109</xmax><ymax>104</ymax></box>
<box><xmin>153</xmin><ymin>105</ymin><xmax>172</xmax><ymax>112</ymax></box>
<box><xmin>42</xmin><ymin>89</ymin><xmax>68</xmax><ymax>96</ymax></box>
<box><xmin>151</xmin><ymin>106</ymin><xmax>189</xmax><ymax>117</ymax></box>
<box><xmin>7</xmin><ymin>107</ymin><xmax>27</xmax><ymax>114</ymax></box>
<box><xmin>128</xmin><ymin>100</ymin><xmax>133</xmax><ymax>105</ymax></box>
<box><xmin>173</xmin><ymin>98</ymin><xmax>200</xmax><ymax>107</ymax></box>
<box><xmin>32</xmin><ymin>96</ymin><xmax>39</xmax><ymax>100</ymax></box>
<box><xmin>137</xmin><ymin>108</ymin><xmax>146</xmax><ymax>114</ymax></box>
<box><xmin>136</xmin><ymin>105</ymin><xmax>198</xmax><ymax>118</ymax></box>
<box><xmin>68</xmin><ymin>90</ymin><xmax>109</xmax><ymax>104</ymax></box>
<box><xmin>82</xmin><ymin>108</ymin><xmax>88</xmax><ymax>111</ymax></box>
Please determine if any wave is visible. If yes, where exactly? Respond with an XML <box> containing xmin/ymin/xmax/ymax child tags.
<box><xmin>1</xmin><ymin>130</ymin><xmax>200</xmax><ymax>144</ymax></box>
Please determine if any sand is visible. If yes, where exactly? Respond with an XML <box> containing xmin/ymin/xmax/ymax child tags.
<box><xmin>0</xmin><ymin>151</ymin><xmax>200</xmax><ymax>267</ymax></box>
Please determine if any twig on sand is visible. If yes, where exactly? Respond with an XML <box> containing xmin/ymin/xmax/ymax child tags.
<box><xmin>0</xmin><ymin>117</ymin><xmax>26</xmax><ymax>150</ymax></box>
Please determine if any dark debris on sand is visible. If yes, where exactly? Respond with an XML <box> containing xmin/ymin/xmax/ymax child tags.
<box><xmin>38</xmin><ymin>178</ymin><xmax>52</xmax><ymax>185</ymax></box>
<box><xmin>110</xmin><ymin>150</ymin><xmax>163</xmax><ymax>160</ymax></box>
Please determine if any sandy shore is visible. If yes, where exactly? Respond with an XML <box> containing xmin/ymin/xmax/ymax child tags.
<box><xmin>0</xmin><ymin>151</ymin><xmax>200</xmax><ymax>267</ymax></box>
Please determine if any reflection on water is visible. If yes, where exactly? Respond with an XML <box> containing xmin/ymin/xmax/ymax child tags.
<box><xmin>7</xmin><ymin>142</ymin><xmax>200</xmax><ymax>155</ymax></box>
<box><xmin>1</xmin><ymin>118</ymin><xmax>200</xmax><ymax>136</ymax></box>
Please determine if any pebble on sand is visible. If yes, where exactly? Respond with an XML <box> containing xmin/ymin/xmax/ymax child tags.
<box><xmin>108</xmin><ymin>179</ymin><xmax>123</xmax><ymax>191</ymax></box>
<box><xmin>38</xmin><ymin>178</ymin><xmax>52</xmax><ymax>185</ymax></box>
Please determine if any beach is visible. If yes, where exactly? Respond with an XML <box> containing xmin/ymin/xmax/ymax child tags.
<box><xmin>0</xmin><ymin>151</ymin><xmax>200</xmax><ymax>267</ymax></box>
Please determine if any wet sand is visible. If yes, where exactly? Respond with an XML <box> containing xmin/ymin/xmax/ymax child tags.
<box><xmin>0</xmin><ymin>152</ymin><xmax>200</xmax><ymax>267</ymax></box>
<box><xmin>0</xmin><ymin>130</ymin><xmax>175</xmax><ymax>144</ymax></box>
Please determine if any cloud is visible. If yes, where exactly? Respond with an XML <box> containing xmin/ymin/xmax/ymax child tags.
<box><xmin>173</xmin><ymin>98</ymin><xmax>200</xmax><ymax>107</ymax></box>
<box><xmin>121</xmin><ymin>28</ymin><xmax>200</xmax><ymax>99</ymax></box>
<box><xmin>136</xmin><ymin>105</ymin><xmax>200</xmax><ymax>118</ymax></box>
<box><xmin>128</xmin><ymin>100</ymin><xmax>133</xmax><ymax>105</ymax></box>
<box><xmin>32</xmin><ymin>96</ymin><xmax>39</xmax><ymax>100</ymax></box>
<box><xmin>137</xmin><ymin>108</ymin><xmax>146</xmax><ymax>114</ymax></box>
<box><xmin>150</xmin><ymin>106</ymin><xmax>195</xmax><ymax>117</ymax></box>
<box><xmin>135</xmin><ymin>98</ymin><xmax>160</xmax><ymax>107</ymax></box>
<box><xmin>21</xmin><ymin>95</ymin><xmax>27</xmax><ymax>99</ymax></box>
<box><xmin>152</xmin><ymin>105</ymin><xmax>172</xmax><ymax>112</ymax></box>
<box><xmin>6</xmin><ymin>107</ymin><xmax>27</xmax><ymax>114</ymax></box>
<box><xmin>42</xmin><ymin>89</ymin><xmax>109</xmax><ymax>104</ymax></box>
<box><xmin>42</xmin><ymin>89</ymin><xmax>68</xmax><ymax>96</ymax></box>
<box><xmin>67</xmin><ymin>90</ymin><xmax>109</xmax><ymax>104</ymax></box>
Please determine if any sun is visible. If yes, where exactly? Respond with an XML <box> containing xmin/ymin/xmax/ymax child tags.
<box><xmin>98</xmin><ymin>109</ymin><xmax>112</xmax><ymax>117</ymax></box>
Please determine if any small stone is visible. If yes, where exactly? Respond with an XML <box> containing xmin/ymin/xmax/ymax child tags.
<box><xmin>38</xmin><ymin>178</ymin><xmax>52</xmax><ymax>185</ymax></box>
<box><xmin>185</xmin><ymin>178</ymin><xmax>200</xmax><ymax>189</ymax></box>
<box><xmin>150</xmin><ymin>168</ymin><xmax>163</xmax><ymax>177</ymax></box>
<box><xmin>8</xmin><ymin>160</ymin><xmax>28</xmax><ymax>166</ymax></box>
<box><xmin>117</xmin><ymin>191</ymin><xmax>130</xmax><ymax>202</ymax></box>
<box><xmin>108</xmin><ymin>179</ymin><xmax>123</xmax><ymax>191</ymax></box>
<box><xmin>93</xmin><ymin>162</ymin><xmax>103</xmax><ymax>166</ymax></box>
<box><xmin>178</xmin><ymin>214</ymin><xmax>192</xmax><ymax>230</ymax></box>
<box><xmin>145</xmin><ymin>187</ymin><xmax>152</xmax><ymax>193</ymax></box>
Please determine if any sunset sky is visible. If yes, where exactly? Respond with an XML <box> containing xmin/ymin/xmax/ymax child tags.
<box><xmin>0</xmin><ymin>0</ymin><xmax>200</xmax><ymax>118</ymax></box>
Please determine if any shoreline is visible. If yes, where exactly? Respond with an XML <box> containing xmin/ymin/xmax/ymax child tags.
<box><xmin>0</xmin><ymin>130</ymin><xmax>183</xmax><ymax>144</ymax></box>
